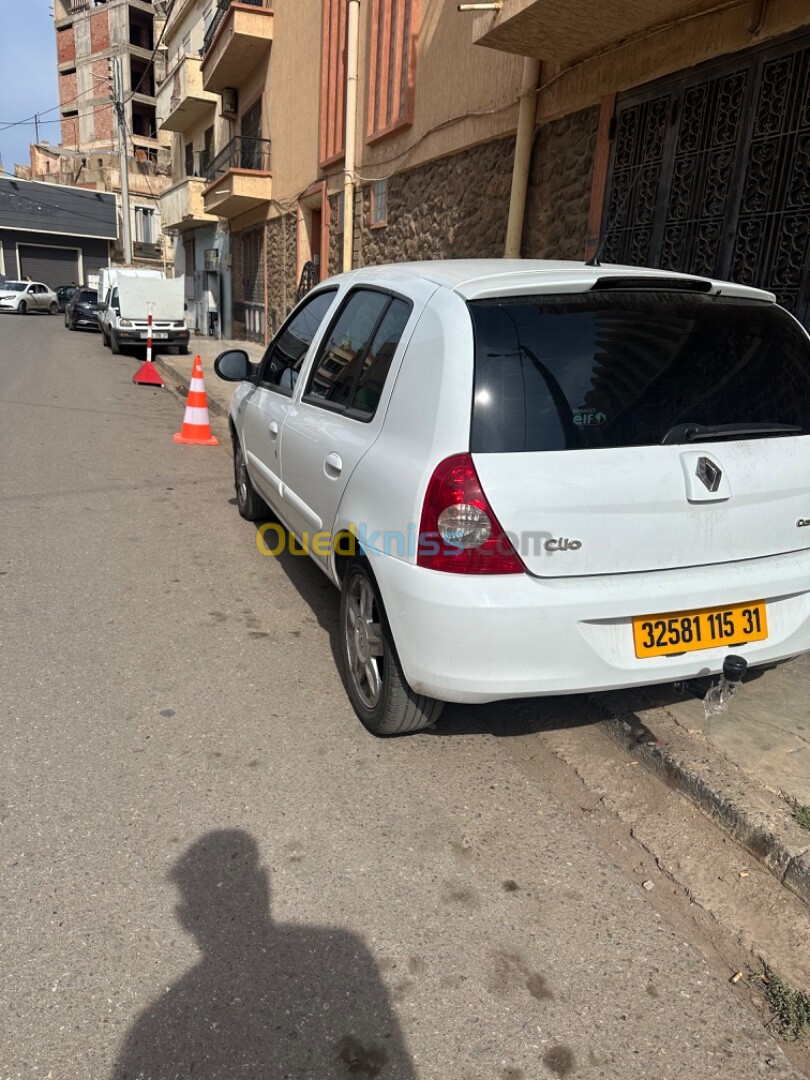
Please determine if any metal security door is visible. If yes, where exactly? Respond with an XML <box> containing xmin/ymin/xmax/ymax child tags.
<box><xmin>602</xmin><ymin>32</ymin><xmax>810</xmax><ymax>328</ymax></box>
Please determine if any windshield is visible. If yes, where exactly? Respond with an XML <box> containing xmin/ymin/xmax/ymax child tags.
<box><xmin>78</xmin><ymin>290</ymin><xmax>97</xmax><ymax>303</ymax></box>
<box><xmin>1</xmin><ymin>282</ymin><xmax>27</xmax><ymax>292</ymax></box>
<box><xmin>469</xmin><ymin>292</ymin><xmax>810</xmax><ymax>453</ymax></box>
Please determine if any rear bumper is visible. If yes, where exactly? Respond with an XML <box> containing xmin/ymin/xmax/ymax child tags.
<box><xmin>72</xmin><ymin>314</ymin><xmax>99</xmax><ymax>329</ymax></box>
<box><xmin>373</xmin><ymin>549</ymin><xmax>810</xmax><ymax>703</ymax></box>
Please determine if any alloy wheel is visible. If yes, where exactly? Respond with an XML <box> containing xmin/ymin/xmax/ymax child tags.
<box><xmin>343</xmin><ymin>573</ymin><xmax>384</xmax><ymax>709</ymax></box>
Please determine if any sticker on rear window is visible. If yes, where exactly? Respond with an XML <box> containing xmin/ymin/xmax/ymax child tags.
<box><xmin>573</xmin><ymin>408</ymin><xmax>606</xmax><ymax>427</ymax></box>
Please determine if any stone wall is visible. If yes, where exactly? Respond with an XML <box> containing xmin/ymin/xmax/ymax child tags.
<box><xmin>263</xmin><ymin>111</ymin><xmax>599</xmax><ymax>339</ymax></box>
<box><xmin>524</xmin><ymin>106</ymin><xmax>599</xmax><ymax>261</ymax></box>
<box><xmin>357</xmin><ymin>136</ymin><xmax>514</xmax><ymax>267</ymax></box>
<box><xmin>266</xmin><ymin>212</ymin><xmax>297</xmax><ymax>337</ymax></box>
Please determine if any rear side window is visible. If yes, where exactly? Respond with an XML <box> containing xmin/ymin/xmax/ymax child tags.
<box><xmin>469</xmin><ymin>292</ymin><xmax>810</xmax><ymax>452</ymax></box>
<box><xmin>305</xmin><ymin>289</ymin><xmax>411</xmax><ymax>418</ymax></box>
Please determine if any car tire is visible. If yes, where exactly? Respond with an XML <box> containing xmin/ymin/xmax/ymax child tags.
<box><xmin>49</xmin><ymin>302</ymin><xmax>58</xmax><ymax>315</ymax></box>
<box><xmin>340</xmin><ymin>559</ymin><xmax>444</xmax><ymax>736</ymax></box>
<box><xmin>110</xmin><ymin>332</ymin><xmax>121</xmax><ymax>355</ymax></box>
<box><xmin>179</xmin><ymin>344</ymin><xmax>190</xmax><ymax>356</ymax></box>
<box><xmin>102</xmin><ymin>328</ymin><xmax>110</xmax><ymax>348</ymax></box>
<box><xmin>233</xmin><ymin>439</ymin><xmax>268</xmax><ymax>521</ymax></box>
<box><xmin>18</xmin><ymin>301</ymin><xmax>27</xmax><ymax>315</ymax></box>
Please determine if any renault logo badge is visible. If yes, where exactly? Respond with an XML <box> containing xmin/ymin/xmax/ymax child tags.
<box><xmin>697</xmin><ymin>456</ymin><xmax>722</xmax><ymax>493</ymax></box>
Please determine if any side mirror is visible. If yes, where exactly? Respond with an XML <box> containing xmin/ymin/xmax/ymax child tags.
<box><xmin>214</xmin><ymin>349</ymin><xmax>251</xmax><ymax>382</ymax></box>
<box><xmin>98</xmin><ymin>302</ymin><xmax>108</xmax><ymax>312</ymax></box>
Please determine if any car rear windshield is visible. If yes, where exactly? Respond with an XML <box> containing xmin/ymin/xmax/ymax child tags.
<box><xmin>78</xmin><ymin>290</ymin><xmax>97</xmax><ymax>303</ymax></box>
<box><xmin>468</xmin><ymin>292</ymin><xmax>810</xmax><ymax>452</ymax></box>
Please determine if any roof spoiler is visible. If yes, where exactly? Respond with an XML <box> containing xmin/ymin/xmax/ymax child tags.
<box><xmin>591</xmin><ymin>275</ymin><xmax>713</xmax><ymax>293</ymax></box>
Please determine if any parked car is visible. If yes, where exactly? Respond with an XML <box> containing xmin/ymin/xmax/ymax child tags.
<box><xmin>56</xmin><ymin>285</ymin><xmax>78</xmax><ymax>312</ymax></box>
<box><xmin>65</xmin><ymin>287</ymin><xmax>99</xmax><ymax>331</ymax></box>
<box><xmin>214</xmin><ymin>260</ymin><xmax>810</xmax><ymax>736</ymax></box>
<box><xmin>0</xmin><ymin>281</ymin><xmax>59</xmax><ymax>315</ymax></box>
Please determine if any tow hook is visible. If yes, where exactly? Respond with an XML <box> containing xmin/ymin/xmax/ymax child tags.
<box><xmin>703</xmin><ymin>654</ymin><xmax>748</xmax><ymax>719</ymax></box>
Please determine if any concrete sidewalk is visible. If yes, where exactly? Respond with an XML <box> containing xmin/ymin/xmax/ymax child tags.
<box><xmin>155</xmin><ymin>335</ymin><xmax>264</xmax><ymax>420</ymax></box>
<box><xmin>155</xmin><ymin>337</ymin><xmax>810</xmax><ymax>907</ymax></box>
<box><xmin>595</xmin><ymin>656</ymin><xmax>810</xmax><ymax>908</ymax></box>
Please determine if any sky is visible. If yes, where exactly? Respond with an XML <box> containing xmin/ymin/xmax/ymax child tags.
<box><xmin>0</xmin><ymin>0</ymin><xmax>60</xmax><ymax>176</ymax></box>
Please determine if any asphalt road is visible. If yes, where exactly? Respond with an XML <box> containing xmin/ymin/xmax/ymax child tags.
<box><xmin>0</xmin><ymin>314</ymin><xmax>802</xmax><ymax>1079</ymax></box>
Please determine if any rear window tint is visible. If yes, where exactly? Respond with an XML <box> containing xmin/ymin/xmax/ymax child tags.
<box><xmin>468</xmin><ymin>292</ymin><xmax>810</xmax><ymax>452</ymax></box>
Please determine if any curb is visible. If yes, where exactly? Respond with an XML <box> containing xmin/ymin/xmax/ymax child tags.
<box><xmin>154</xmin><ymin>353</ymin><xmax>230</xmax><ymax>420</ymax></box>
<box><xmin>592</xmin><ymin>691</ymin><xmax>810</xmax><ymax>910</ymax></box>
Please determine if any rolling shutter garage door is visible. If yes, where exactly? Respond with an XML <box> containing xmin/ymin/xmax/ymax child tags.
<box><xmin>18</xmin><ymin>245</ymin><xmax>80</xmax><ymax>290</ymax></box>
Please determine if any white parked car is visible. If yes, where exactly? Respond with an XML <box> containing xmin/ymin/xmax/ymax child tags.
<box><xmin>215</xmin><ymin>260</ymin><xmax>810</xmax><ymax>735</ymax></box>
<box><xmin>0</xmin><ymin>280</ymin><xmax>59</xmax><ymax>315</ymax></box>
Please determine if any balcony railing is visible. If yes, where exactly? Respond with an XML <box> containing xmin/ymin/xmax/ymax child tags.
<box><xmin>202</xmin><ymin>0</ymin><xmax>265</xmax><ymax>58</ymax></box>
<box><xmin>204</xmin><ymin>136</ymin><xmax>271</xmax><ymax>183</ymax></box>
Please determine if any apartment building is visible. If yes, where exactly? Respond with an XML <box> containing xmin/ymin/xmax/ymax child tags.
<box><xmin>156</xmin><ymin>0</ymin><xmax>232</xmax><ymax>336</ymax></box>
<box><xmin>186</xmin><ymin>0</ymin><xmax>810</xmax><ymax>344</ymax></box>
<box><xmin>50</xmin><ymin>0</ymin><xmax>173</xmax><ymax>271</ymax></box>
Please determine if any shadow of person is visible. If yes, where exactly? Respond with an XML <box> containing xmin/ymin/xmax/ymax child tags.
<box><xmin>111</xmin><ymin>830</ymin><xmax>416</xmax><ymax>1079</ymax></box>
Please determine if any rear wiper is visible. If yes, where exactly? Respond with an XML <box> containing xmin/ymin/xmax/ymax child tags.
<box><xmin>662</xmin><ymin>422</ymin><xmax>802</xmax><ymax>445</ymax></box>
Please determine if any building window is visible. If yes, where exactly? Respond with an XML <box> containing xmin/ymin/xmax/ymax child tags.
<box><xmin>367</xmin><ymin>0</ymin><xmax>419</xmax><ymax>143</ymax></box>
<box><xmin>135</xmin><ymin>206</ymin><xmax>157</xmax><ymax>244</ymax></box>
<box><xmin>185</xmin><ymin>141</ymin><xmax>194</xmax><ymax>177</ymax></box>
<box><xmin>370</xmin><ymin>178</ymin><xmax>387</xmax><ymax>226</ymax></box>
<box><xmin>319</xmin><ymin>0</ymin><xmax>347</xmax><ymax>166</ymax></box>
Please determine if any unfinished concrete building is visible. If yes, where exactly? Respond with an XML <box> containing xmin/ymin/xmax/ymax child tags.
<box><xmin>49</xmin><ymin>0</ymin><xmax>174</xmax><ymax>270</ymax></box>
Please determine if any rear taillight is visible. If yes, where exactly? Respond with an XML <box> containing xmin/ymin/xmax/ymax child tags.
<box><xmin>417</xmin><ymin>453</ymin><xmax>525</xmax><ymax>574</ymax></box>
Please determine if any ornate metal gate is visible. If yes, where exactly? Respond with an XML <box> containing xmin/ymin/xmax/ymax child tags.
<box><xmin>602</xmin><ymin>32</ymin><xmax>810</xmax><ymax>328</ymax></box>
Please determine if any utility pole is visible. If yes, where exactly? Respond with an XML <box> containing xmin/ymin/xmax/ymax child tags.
<box><xmin>113</xmin><ymin>56</ymin><xmax>133</xmax><ymax>264</ymax></box>
<box><xmin>34</xmin><ymin>114</ymin><xmax>40</xmax><ymax>144</ymax></box>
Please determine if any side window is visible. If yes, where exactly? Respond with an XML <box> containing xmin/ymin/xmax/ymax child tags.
<box><xmin>260</xmin><ymin>289</ymin><xmax>337</xmax><ymax>393</ymax></box>
<box><xmin>347</xmin><ymin>298</ymin><xmax>411</xmax><ymax>416</ymax></box>
<box><xmin>304</xmin><ymin>289</ymin><xmax>391</xmax><ymax>408</ymax></box>
<box><xmin>110</xmin><ymin>288</ymin><xmax>119</xmax><ymax>310</ymax></box>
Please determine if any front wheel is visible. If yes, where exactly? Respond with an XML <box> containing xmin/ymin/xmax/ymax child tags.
<box><xmin>18</xmin><ymin>301</ymin><xmax>27</xmax><ymax>315</ymax></box>
<box><xmin>340</xmin><ymin>561</ymin><xmax>444</xmax><ymax>735</ymax></box>
<box><xmin>110</xmin><ymin>332</ymin><xmax>121</xmax><ymax>355</ymax></box>
<box><xmin>233</xmin><ymin>440</ymin><xmax>267</xmax><ymax>521</ymax></box>
<box><xmin>178</xmin><ymin>344</ymin><xmax>190</xmax><ymax>356</ymax></box>
<box><xmin>49</xmin><ymin>302</ymin><xmax>58</xmax><ymax>315</ymax></box>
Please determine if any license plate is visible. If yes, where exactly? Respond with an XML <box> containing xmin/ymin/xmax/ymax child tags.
<box><xmin>141</xmin><ymin>331</ymin><xmax>169</xmax><ymax>339</ymax></box>
<box><xmin>633</xmin><ymin>601</ymin><xmax>768</xmax><ymax>658</ymax></box>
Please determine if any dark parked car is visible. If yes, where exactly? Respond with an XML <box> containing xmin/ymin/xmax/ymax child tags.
<box><xmin>65</xmin><ymin>287</ymin><xmax>99</xmax><ymax>331</ymax></box>
<box><xmin>56</xmin><ymin>285</ymin><xmax>78</xmax><ymax>312</ymax></box>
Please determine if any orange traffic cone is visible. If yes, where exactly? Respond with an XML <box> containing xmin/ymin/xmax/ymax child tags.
<box><xmin>173</xmin><ymin>355</ymin><xmax>219</xmax><ymax>446</ymax></box>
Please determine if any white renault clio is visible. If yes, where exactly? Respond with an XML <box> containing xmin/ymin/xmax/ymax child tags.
<box><xmin>215</xmin><ymin>261</ymin><xmax>810</xmax><ymax>735</ymax></box>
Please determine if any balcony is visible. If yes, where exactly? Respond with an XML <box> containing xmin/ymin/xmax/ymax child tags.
<box><xmin>473</xmin><ymin>0</ymin><xmax>725</xmax><ymax>60</ymax></box>
<box><xmin>201</xmin><ymin>0</ymin><xmax>273</xmax><ymax>94</ymax></box>
<box><xmin>203</xmin><ymin>135</ymin><xmax>271</xmax><ymax>218</ymax></box>
<box><xmin>157</xmin><ymin>54</ymin><xmax>219</xmax><ymax>133</ymax></box>
<box><xmin>133</xmin><ymin>241</ymin><xmax>163</xmax><ymax>261</ymax></box>
<box><xmin>162</xmin><ymin>176</ymin><xmax>218</xmax><ymax>232</ymax></box>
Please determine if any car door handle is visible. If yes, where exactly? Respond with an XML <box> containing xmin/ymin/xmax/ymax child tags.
<box><xmin>268</xmin><ymin>421</ymin><xmax>279</xmax><ymax>439</ymax></box>
<box><xmin>324</xmin><ymin>452</ymin><xmax>343</xmax><ymax>478</ymax></box>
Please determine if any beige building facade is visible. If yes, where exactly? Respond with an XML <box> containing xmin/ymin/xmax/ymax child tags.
<box><xmin>187</xmin><ymin>0</ymin><xmax>810</xmax><ymax>343</ymax></box>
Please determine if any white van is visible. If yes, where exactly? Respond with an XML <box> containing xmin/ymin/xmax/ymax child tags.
<box><xmin>99</xmin><ymin>270</ymin><xmax>189</xmax><ymax>355</ymax></box>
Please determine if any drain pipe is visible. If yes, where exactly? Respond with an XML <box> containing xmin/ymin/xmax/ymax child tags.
<box><xmin>504</xmin><ymin>58</ymin><xmax>541</xmax><ymax>259</ymax></box>
<box><xmin>343</xmin><ymin>0</ymin><xmax>360</xmax><ymax>272</ymax></box>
